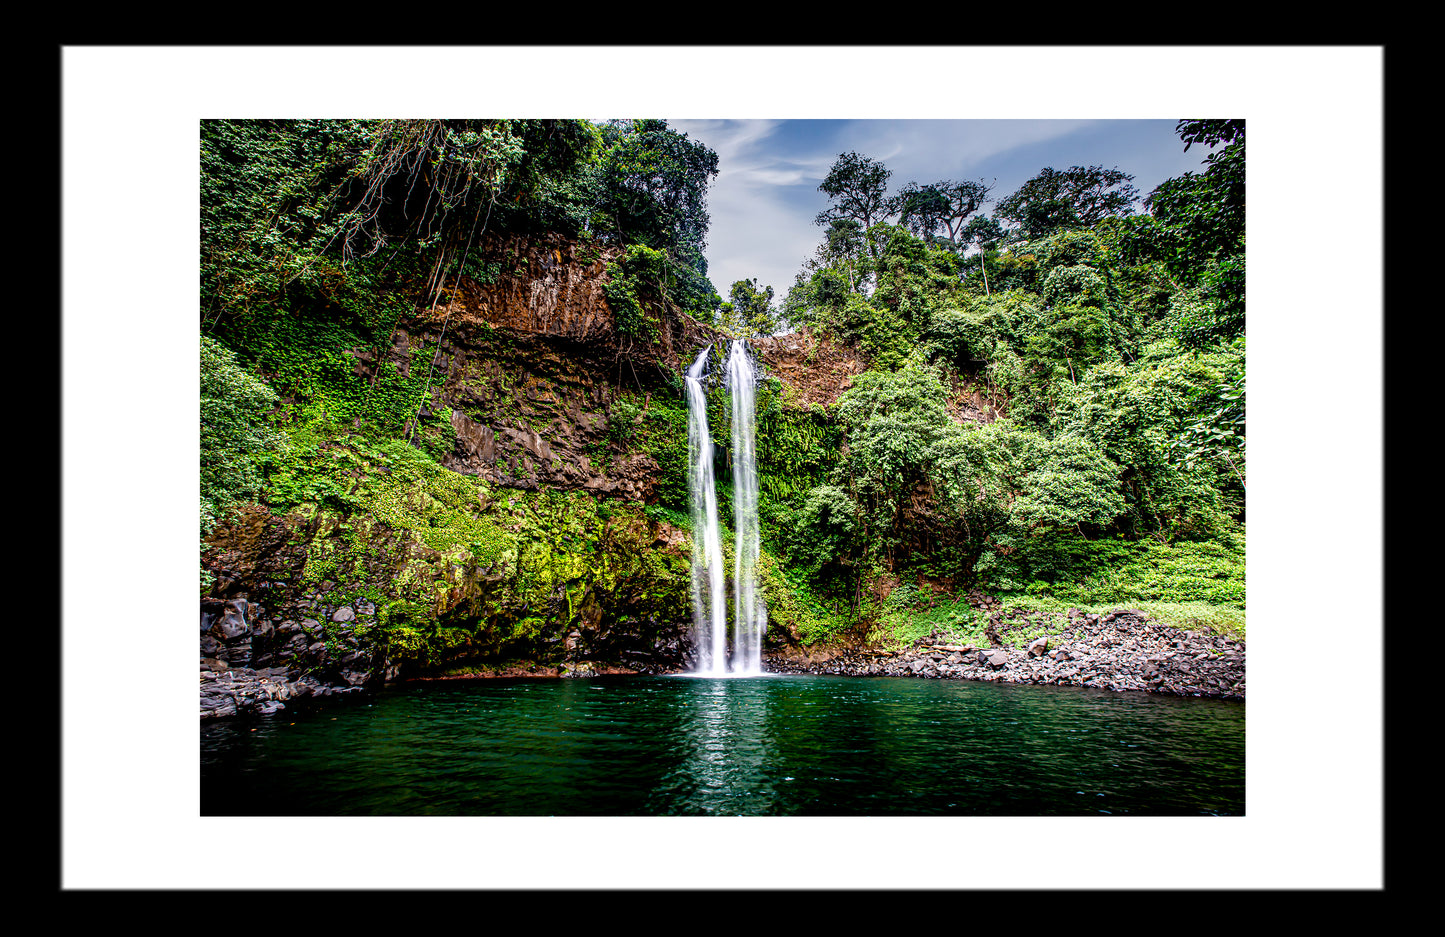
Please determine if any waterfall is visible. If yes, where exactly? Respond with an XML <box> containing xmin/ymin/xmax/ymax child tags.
<box><xmin>726</xmin><ymin>338</ymin><xmax>764</xmax><ymax>675</ymax></box>
<box><xmin>684</xmin><ymin>339</ymin><xmax>765</xmax><ymax>676</ymax></box>
<box><xmin>685</xmin><ymin>346</ymin><xmax>728</xmax><ymax>674</ymax></box>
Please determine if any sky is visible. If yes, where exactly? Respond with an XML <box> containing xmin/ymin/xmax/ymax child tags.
<box><xmin>668</xmin><ymin>118</ymin><xmax>1214</xmax><ymax>305</ymax></box>
<box><xmin>60</xmin><ymin>46</ymin><xmax>1383</xmax><ymax>892</ymax></box>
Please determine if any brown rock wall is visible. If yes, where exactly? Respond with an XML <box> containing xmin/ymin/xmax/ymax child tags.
<box><xmin>343</xmin><ymin>232</ymin><xmax>724</xmax><ymax>499</ymax></box>
<box><xmin>751</xmin><ymin>329</ymin><xmax>869</xmax><ymax>408</ymax></box>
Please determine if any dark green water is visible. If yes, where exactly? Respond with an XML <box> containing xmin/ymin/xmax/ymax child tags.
<box><xmin>200</xmin><ymin>675</ymin><xmax>1244</xmax><ymax>816</ymax></box>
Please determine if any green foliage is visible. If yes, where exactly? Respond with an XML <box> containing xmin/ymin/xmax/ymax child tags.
<box><xmin>815</xmin><ymin>152</ymin><xmax>894</xmax><ymax>253</ymax></box>
<box><xmin>920</xmin><ymin>306</ymin><xmax>995</xmax><ymax>366</ymax></box>
<box><xmin>329</xmin><ymin>119</ymin><xmax>527</xmax><ymax>264</ymax></box>
<box><xmin>201</xmin><ymin>118</ymin><xmax>722</xmax><ymax>340</ymax></box>
<box><xmin>216</xmin><ymin>303</ymin><xmax>460</xmax><ymax>468</ymax></box>
<box><xmin>868</xmin><ymin>587</ymin><xmax>982</xmax><ymax>650</ymax></box>
<box><xmin>1165</xmin><ymin>260</ymin><xmax>1245</xmax><ymax>349</ymax></box>
<box><xmin>606</xmin><ymin>396</ymin><xmax>644</xmax><ymax>445</ymax></box>
<box><xmin>870</xmin><ymin>226</ymin><xmax>965</xmax><ymax>333</ymax></box>
<box><xmin>1041</xmin><ymin>264</ymin><xmax>1107</xmax><ymax>308</ymax></box>
<box><xmin>927</xmin><ymin>419</ymin><xmax>1045</xmax><ymax>577</ymax></box>
<box><xmin>1147</xmin><ymin>120</ymin><xmax>1245</xmax><ymax>266</ymax></box>
<box><xmin>1024</xmin><ymin>302</ymin><xmax>1110</xmax><ymax>379</ymax></box>
<box><xmin>1144</xmin><ymin>119</ymin><xmax>1245</xmax><ymax>345</ymax></box>
<box><xmin>200</xmin><ymin>119</ymin><xmax>542</xmax><ymax>336</ymax></box>
<box><xmin>200</xmin><ymin>119</ymin><xmax>375</xmax><ymax>323</ymax></box>
<box><xmin>587</xmin><ymin>119</ymin><xmax>721</xmax><ymax>318</ymax></box>
<box><xmin>980</xmin><ymin>526</ymin><xmax>1245</xmax><ymax>611</ymax></box>
<box><xmin>604</xmin><ymin>243</ymin><xmax>668</xmax><ymax>342</ymax></box>
<box><xmin>996</xmin><ymin>165</ymin><xmax>1140</xmax><ymax>238</ymax></box>
<box><xmin>631</xmin><ymin>392</ymin><xmax>693</xmax><ymax>510</ymax></box>
<box><xmin>200</xmin><ymin>334</ymin><xmax>288</xmax><ymax>530</ymax></box>
<box><xmin>841</xmin><ymin>293</ymin><xmax>912</xmax><ymax>368</ymax></box>
<box><xmin>719</xmin><ymin>277</ymin><xmax>778</xmax><ymax>337</ymax></box>
<box><xmin>960</xmin><ymin>214</ymin><xmax>1005</xmax><ymax>251</ymax></box>
<box><xmin>787</xmin><ymin>484</ymin><xmax>859</xmax><ymax>580</ymax></box>
<box><xmin>1069</xmin><ymin>349</ymin><xmax>1242</xmax><ymax>538</ymax></box>
<box><xmin>837</xmin><ymin>364</ymin><xmax>954</xmax><ymax>504</ymax></box>
<box><xmin>1012</xmin><ymin>435</ymin><xmax>1126</xmax><ymax>531</ymax></box>
<box><xmin>892</xmin><ymin>178</ymin><xmax>994</xmax><ymax>250</ymax></box>
<box><xmin>757</xmin><ymin>551</ymin><xmax>851</xmax><ymax>645</ymax></box>
<box><xmin>753</xmin><ymin>392</ymin><xmax>842</xmax><ymax>505</ymax></box>
<box><xmin>1168</xmin><ymin>361</ymin><xmax>1245</xmax><ymax>489</ymax></box>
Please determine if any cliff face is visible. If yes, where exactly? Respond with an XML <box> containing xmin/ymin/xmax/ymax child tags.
<box><xmin>201</xmin><ymin>232</ymin><xmax>728</xmax><ymax>717</ymax></box>
<box><xmin>356</xmin><ymin>232</ymin><xmax>718</xmax><ymax>497</ymax></box>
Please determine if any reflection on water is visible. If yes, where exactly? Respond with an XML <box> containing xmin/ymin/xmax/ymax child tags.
<box><xmin>201</xmin><ymin>675</ymin><xmax>1243</xmax><ymax>816</ymax></box>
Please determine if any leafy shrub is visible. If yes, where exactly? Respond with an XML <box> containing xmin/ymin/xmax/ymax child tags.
<box><xmin>200</xmin><ymin>335</ymin><xmax>288</xmax><ymax>531</ymax></box>
<box><xmin>604</xmin><ymin>244</ymin><xmax>668</xmax><ymax>342</ymax></box>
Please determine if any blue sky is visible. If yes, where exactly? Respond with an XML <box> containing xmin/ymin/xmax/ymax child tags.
<box><xmin>668</xmin><ymin>118</ymin><xmax>1215</xmax><ymax>304</ymax></box>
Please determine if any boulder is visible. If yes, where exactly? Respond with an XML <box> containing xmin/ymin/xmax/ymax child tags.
<box><xmin>210</xmin><ymin>599</ymin><xmax>252</xmax><ymax>640</ymax></box>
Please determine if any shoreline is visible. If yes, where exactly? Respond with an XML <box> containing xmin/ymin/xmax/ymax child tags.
<box><xmin>201</xmin><ymin>608</ymin><xmax>1242</xmax><ymax>720</ymax></box>
<box><xmin>764</xmin><ymin>608</ymin><xmax>1244</xmax><ymax>701</ymax></box>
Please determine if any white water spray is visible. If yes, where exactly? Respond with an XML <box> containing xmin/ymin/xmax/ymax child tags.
<box><xmin>684</xmin><ymin>340</ymin><xmax>766</xmax><ymax>676</ymax></box>
<box><xmin>685</xmin><ymin>347</ymin><xmax>728</xmax><ymax>673</ymax></box>
<box><xmin>726</xmin><ymin>339</ymin><xmax>764</xmax><ymax>674</ymax></box>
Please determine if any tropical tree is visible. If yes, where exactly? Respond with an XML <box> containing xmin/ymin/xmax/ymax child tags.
<box><xmin>720</xmin><ymin>278</ymin><xmax>778</xmax><ymax>336</ymax></box>
<box><xmin>835</xmin><ymin>364</ymin><xmax>957</xmax><ymax>556</ymax></box>
<box><xmin>893</xmin><ymin>179</ymin><xmax>994</xmax><ymax>250</ymax></box>
<box><xmin>996</xmin><ymin>165</ymin><xmax>1140</xmax><ymax>237</ymax></box>
<box><xmin>1144</xmin><ymin>119</ymin><xmax>1245</xmax><ymax>346</ymax></box>
<box><xmin>588</xmin><ymin>119</ymin><xmax>721</xmax><ymax>318</ymax></box>
<box><xmin>815</xmin><ymin>152</ymin><xmax>894</xmax><ymax>259</ymax></box>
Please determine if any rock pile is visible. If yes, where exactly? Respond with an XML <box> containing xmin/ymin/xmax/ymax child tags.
<box><xmin>765</xmin><ymin>609</ymin><xmax>1245</xmax><ymax>701</ymax></box>
<box><xmin>200</xmin><ymin>593</ymin><xmax>381</xmax><ymax>720</ymax></box>
<box><xmin>200</xmin><ymin>663</ymin><xmax>364</xmax><ymax>720</ymax></box>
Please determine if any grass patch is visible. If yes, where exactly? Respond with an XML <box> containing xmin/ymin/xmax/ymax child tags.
<box><xmin>976</xmin><ymin>526</ymin><xmax>1245</xmax><ymax>642</ymax></box>
<box><xmin>865</xmin><ymin>587</ymin><xmax>1246</xmax><ymax>652</ymax></box>
<box><xmin>991</xmin><ymin>593</ymin><xmax>1245</xmax><ymax>643</ymax></box>
<box><xmin>865</xmin><ymin>585</ymin><xmax>983</xmax><ymax>650</ymax></box>
<box><xmin>1129</xmin><ymin>600</ymin><xmax>1245</xmax><ymax>641</ymax></box>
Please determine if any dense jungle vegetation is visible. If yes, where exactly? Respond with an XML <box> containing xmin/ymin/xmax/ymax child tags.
<box><xmin>200</xmin><ymin>118</ymin><xmax>1245</xmax><ymax>664</ymax></box>
<box><xmin>761</xmin><ymin>120</ymin><xmax>1246</xmax><ymax>646</ymax></box>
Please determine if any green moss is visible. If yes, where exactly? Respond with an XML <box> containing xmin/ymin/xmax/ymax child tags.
<box><xmin>254</xmin><ymin>418</ymin><xmax>696</xmax><ymax>674</ymax></box>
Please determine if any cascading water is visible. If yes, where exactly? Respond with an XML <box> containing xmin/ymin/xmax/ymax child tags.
<box><xmin>725</xmin><ymin>339</ymin><xmax>764</xmax><ymax>675</ymax></box>
<box><xmin>684</xmin><ymin>339</ymin><xmax>765</xmax><ymax>676</ymax></box>
<box><xmin>685</xmin><ymin>347</ymin><xmax>728</xmax><ymax>674</ymax></box>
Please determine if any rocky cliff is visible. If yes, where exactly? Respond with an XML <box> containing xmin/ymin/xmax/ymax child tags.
<box><xmin>201</xmin><ymin>232</ymin><xmax>736</xmax><ymax>718</ymax></box>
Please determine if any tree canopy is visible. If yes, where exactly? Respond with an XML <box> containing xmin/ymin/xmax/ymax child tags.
<box><xmin>200</xmin><ymin>118</ymin><xmax>724</xmax><ymax>331</ymax></box>
<box><xmin>720</xmin><ymin>278</ymin><xmax>779</xmax><ymax>336</ymax></box>
<box><xmin>995</xmin><ymin>165</ymin><xmax>1140</xmax><ymax>238</ymax></box>
<box><xmin>816</xmin><ymin>152</ymin><xmax>894</xmax><ymax>258</ymax></box>
<box><xmin>771</xmin><ymin>121</ymin><xmax>1244</xmax><ymax>616</ymax></box>
<box><xmin>893</xmin><ymin>179</ymin><xmax>994</xmax><ymax>250</ymax></box>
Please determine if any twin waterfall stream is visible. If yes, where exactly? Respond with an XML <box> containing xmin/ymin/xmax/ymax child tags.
<box><xmin>685</xmin><ymin>339</ymin><xmax>764</xmax><ymax>676</ymax></box>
